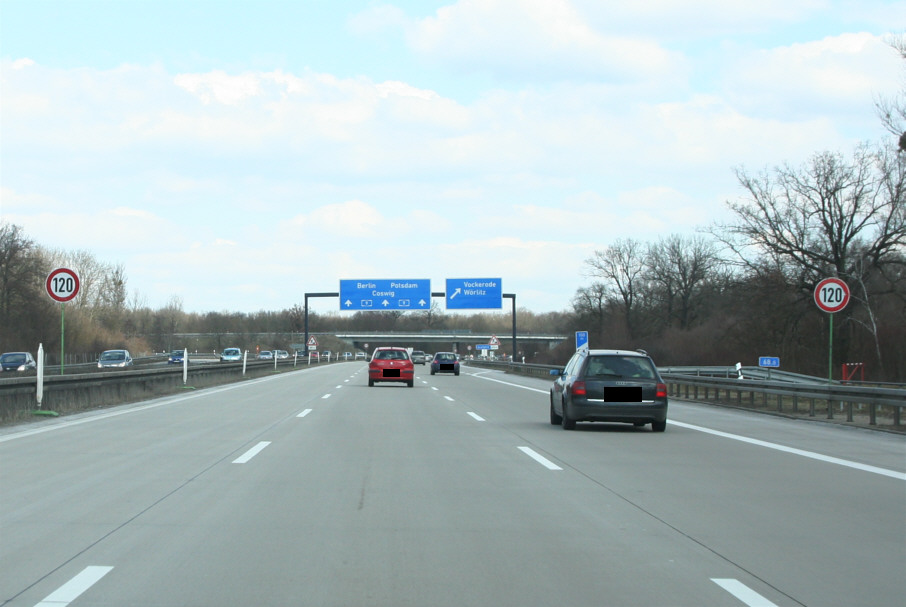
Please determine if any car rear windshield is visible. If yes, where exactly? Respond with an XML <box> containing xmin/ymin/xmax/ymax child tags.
<box><xmin>375</xmin><ymin>350</ymin><xmax>408</xmax><ymax>360</ymax></box>
<box><xmin>584</xmin><ymin>355</ymin><xmax>656</xmax><ymax>380</ymax></box>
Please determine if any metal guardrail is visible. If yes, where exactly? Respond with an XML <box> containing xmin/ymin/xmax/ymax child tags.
<box><xmin>467</xmin><ymin>360</ymin><xmax>905</xmax><ymax>430</ymax></box>
<box><xmin>661</xmin><ymin>373</ymin><xmax>904</xmax><ymax>427</ymax></box>
<box><xmin>0</xmin><ymin>356</ymin><xmax>349</xmax><ymax>422</ymax></box>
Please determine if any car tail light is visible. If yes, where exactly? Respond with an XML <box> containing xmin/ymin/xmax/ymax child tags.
<box><xmin>656</xmin><ymin>383</ymin><xmax>667</xmax><ymax>398</ymax></box>
<box><xmin>571</xmin><ymin>381</ymin><xmax>586</xmax><ymax>396</ymax></box>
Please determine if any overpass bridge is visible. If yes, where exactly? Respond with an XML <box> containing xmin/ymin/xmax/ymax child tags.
<box><xmin>295</xmin><ymin>331</ymin><xmax>568</xmax><ymax>355</ymax></box>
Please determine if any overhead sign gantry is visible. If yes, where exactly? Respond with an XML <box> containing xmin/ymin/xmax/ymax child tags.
<box><xmin>304</xmin><ymin>277</ymin><xmax>516</xmax><ymax>360</ymax></box>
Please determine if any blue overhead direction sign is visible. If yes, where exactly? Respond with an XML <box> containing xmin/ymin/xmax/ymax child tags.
<box><xmin>445</xmin><ymin>278</ymin><xmax>502</xmax><ymax>309</ymax></box>
<box><xmin>339</xmin><ymin>279</ymin><xmax>431</xmax><ymax>311</ymax></box>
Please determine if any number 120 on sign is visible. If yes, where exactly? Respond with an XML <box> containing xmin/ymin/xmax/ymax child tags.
<box><xmin>814</xmin><ymin>277</ymin><xmax>850</xmax><ymax>313</ymax></box>
<box><xmin>46</xmin><ymin>268</ymin><xmax>81</xmax><ymax>303</ymax></box>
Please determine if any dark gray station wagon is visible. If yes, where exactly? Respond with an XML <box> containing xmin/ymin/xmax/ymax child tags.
<box><xmin>550</xmin><ymin>349</ymin><xmax>668</xmax><ymax>431</ymax></box>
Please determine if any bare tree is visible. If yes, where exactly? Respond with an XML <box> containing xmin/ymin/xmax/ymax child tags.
<box><xmin>571</xmin><ymin>282</ymin><xmax>609</xmax><ymax>336</ymax></box>
<box><xmin>646</xmin><ymin>234</ymin><xmax>720</xmax><ymax>330</ymax></box>
<box><xmin>583</xmin><ymin>239</ymin><xmax>646</xmax><ymax>338</ymax></box>
<box><xmin>875</xmin><ymin>34</ymin><xmax>906</xmax><ymax>150</ymax></box>
<box><xmin>722</xmin><ymin>147</ymin><xmax>904</xmax><ymax>284</ymax></box>
<box><xmin>0</xmin><ymin>223</ymin><xmax>54</xmax><ymax>347</ymax></box>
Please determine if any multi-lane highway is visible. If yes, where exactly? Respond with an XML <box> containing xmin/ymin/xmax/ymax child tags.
<box><xmin>1</xmin><ymin>363</ymin><xmax>903</xmax><ymax>606</ymax></box>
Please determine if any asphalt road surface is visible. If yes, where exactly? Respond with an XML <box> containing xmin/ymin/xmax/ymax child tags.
<box><xmin>1</xmin><ymin>363</ymin><xmax>903</xmax><ymax>606</ymax></box>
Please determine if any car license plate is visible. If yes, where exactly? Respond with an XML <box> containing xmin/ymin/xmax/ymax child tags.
<box><xmin>383</xmin><ymin>369</ymin><xmax>401</xmax><ymax>378</ymax></box>
<box><xmin>604</xmin><ymin>387</ymin><xmax>642</xmax><ymax>402</ymax></box>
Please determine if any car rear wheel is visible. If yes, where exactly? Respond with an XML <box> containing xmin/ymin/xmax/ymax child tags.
<box><xmin>549</xmin><ymin>395</ymin><xmax>562</xmax><ymax>425</ymax></box>
<box><xmin>368</xmin><ymin>379</ymin><xmax>374</xmax><ymax>387</ymax></box>
<box><xmin>651</xmin><ymin>420</ymin><xmax>666</xmax><ymax>432</ymax></box>
<box><xmin>430</xmin><ymin>368</ymin><xmax>436</xmax><ymax>375</ymax></box>
<box><xmin>407</xmin><ymin>380</ymin><xmax>414</xmax><ymax>388</ymax></box>
<box><xmin>560</xmin><ymin>399</ymin><xmax>576</xmax><ymax>430</ymax></box>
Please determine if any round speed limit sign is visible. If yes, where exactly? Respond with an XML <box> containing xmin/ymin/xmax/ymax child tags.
<box><xmin>46</xmin><ymin>267</ymin><xmax>81</xmax><ymax>303</ymax></box>
<box><xmin>814</xmin><ymin>277</ymin><xmax>850</xmax><ymax>313</ymax></box>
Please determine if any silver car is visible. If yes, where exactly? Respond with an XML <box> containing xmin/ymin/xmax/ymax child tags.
<box><xmin>98</xmin><ymin>349</ymin><xmax>133</xmax><ymax>369</ymax></box>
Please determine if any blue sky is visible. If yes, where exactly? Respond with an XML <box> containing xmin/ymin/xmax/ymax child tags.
<box><xmin>1</xmin><ymin>0</ymin><xmax>903</xmax><ymax>315</ymax></box>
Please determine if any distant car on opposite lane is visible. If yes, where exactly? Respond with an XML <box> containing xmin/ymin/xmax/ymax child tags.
<box><xmin>368</xmin><ymin>347</ymin><xmax>414</xmax><ymax>388</ymax></box>
<box><xmin>0</xmin><ymin>351</ymin><xmax>37</xmax><ymax>372</ymax></box>
<box><xmin>549</xmin><ymin>348</ymin><xmax>667</xmax><ymax>432</ymax></box>
<box><xmin>257</xmin><ymin>351</ymin><xmax>274</xmax><ymax>360</ymax></box>
<box><xmin>98</xmin><ymin>349</ymin><xmax>133</xmax><ymax>369</ymax></box>
<box><xmin>430</xmin><ymin>352</ymin><xmax>460</xmax><ymax>376</ymax></box>
<box><xmin>274</xmin><ymin>350</ymin><xmax>289</xmax><ymax>359</ymax></box>
<box><xmin>168</xmin><ymin>349</ymin><xmax>186</xmax><ymax>365</ymax></box>
<box><xmin>220</xmin><ymin>347</ymin><xmax>242</xmax><ymax>362</ymax></box>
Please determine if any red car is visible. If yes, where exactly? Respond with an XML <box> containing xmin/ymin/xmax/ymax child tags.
<box><xmin>368</xmin><ymin>347</ymin><xmax>415</xmax><ymax>388</ymax></box>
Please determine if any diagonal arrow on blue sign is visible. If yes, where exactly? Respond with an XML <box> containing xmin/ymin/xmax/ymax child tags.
<box><xmin>445</xmin><ymin>278</ymin><xmax>502</xmax><ymax>309</ymax></box>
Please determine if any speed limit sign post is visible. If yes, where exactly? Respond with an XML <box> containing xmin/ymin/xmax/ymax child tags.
<box><xmin>46</xmin><ymin>268</ymin><xmax>81</xmax><ymax>374</ymax></box>
<box><xmin>814</xmin><ymin>277</ymin><xmax>850</xmax><ymax>382</ymax></box>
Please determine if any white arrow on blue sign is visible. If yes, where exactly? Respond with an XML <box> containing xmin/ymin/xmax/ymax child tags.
<box><xmin>340</xmin><ymin>279</ymin><xmax>431</xmax><ymax>311</ymax></box>
<box><xmin>445</xmin><ymin>278</ymin><xmax>502</xmax><ymax>310</ymax></box>
<box><xmin>576</xmin><ymin>331</ymin><xmax>589</xmax><ymax>351</ymax></box>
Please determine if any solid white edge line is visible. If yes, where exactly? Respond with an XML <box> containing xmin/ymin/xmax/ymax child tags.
<box><xmin>467</xmin><ymin>412</ymin><xmax>485</xmax><ymax>421</ymax></box>
<box><xmin>471</xmin><ymin>370</ymin><xmax>905</xmax><ymax>481</ymax></box>
<box><xmin>232</xmin><ymin>441</ymin><xmax>271</xmax><ymax>464</ymax></box>
<box><xmin>472</xmin><ymin>372</ymin><xmax>549</xmax><ymax>394</ymax></box>
<box><xmin>671</xmin><ymin>421</ymin><xmax>906</xmax><ymax>481</ymax></box>
<box><xmin>36</xmin><ymin>566</ymin><xmax>114</xmax><ymax>606</ymax></box>
<box><xmin>297</xmin><ymin>409</ymin><xmax>312</xmax><ymax>418</ymax></box>
<box><xmin>518</xmin><ymin>446</ymin><xmax>562</xmax><ymax>470</ymax></box>
<box><xmin>711</xmin><ymin>578</ymin><xmax>779</xmax><ymax>607</ymax></box>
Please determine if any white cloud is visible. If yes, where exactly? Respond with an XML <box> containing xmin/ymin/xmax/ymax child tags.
<box><xmin>304</xmin><ymin>200</ymin><xmax>385</xmax><ymax>237</ymax></box>
<box><xmin>174</xmin><ymin>70</ymin><xmax>262</xmax><ymax>105</ymax></box>
<box><xmin>404</xmin><ymin>0</ymin><xmax>685</xmax><ymax>81</ymax></box>
<box><xmin>724</xmin><ymin>32</ymin><xmax>901</xmax><ymax>120</ymax></box>
<box><xmin>572</xmin><ymin>0</ymin><xmax>829</xmax><ymax>38</ymax></box>
<box><xmin>11</xmin><ymin>57</ymin><xmax>35</xmax><ymax>70</ymax></box>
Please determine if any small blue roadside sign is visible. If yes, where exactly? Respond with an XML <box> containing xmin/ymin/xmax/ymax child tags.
<box><xmin>758</xmin><ymin>356</ymin><xmax>780</xmax><ymax>368</ymax></box>
<box><xmin>445</xmin><ymin>278</ymin><xmax>502</xmax><ymax>309</ymax></box>
<box><xmin>576</xmin><ymin>331</ymin><xmax>589</xmax><ymax>351</ymax></box>
<box><xmin>475</xmin><ymin>344</ymin><xmax>492</xmax><ymax>350</ymax></box>
<box><xmin>340</xmin><ymin>279</ymin><xmax>431</xmax><ymax>311</ymax></box>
